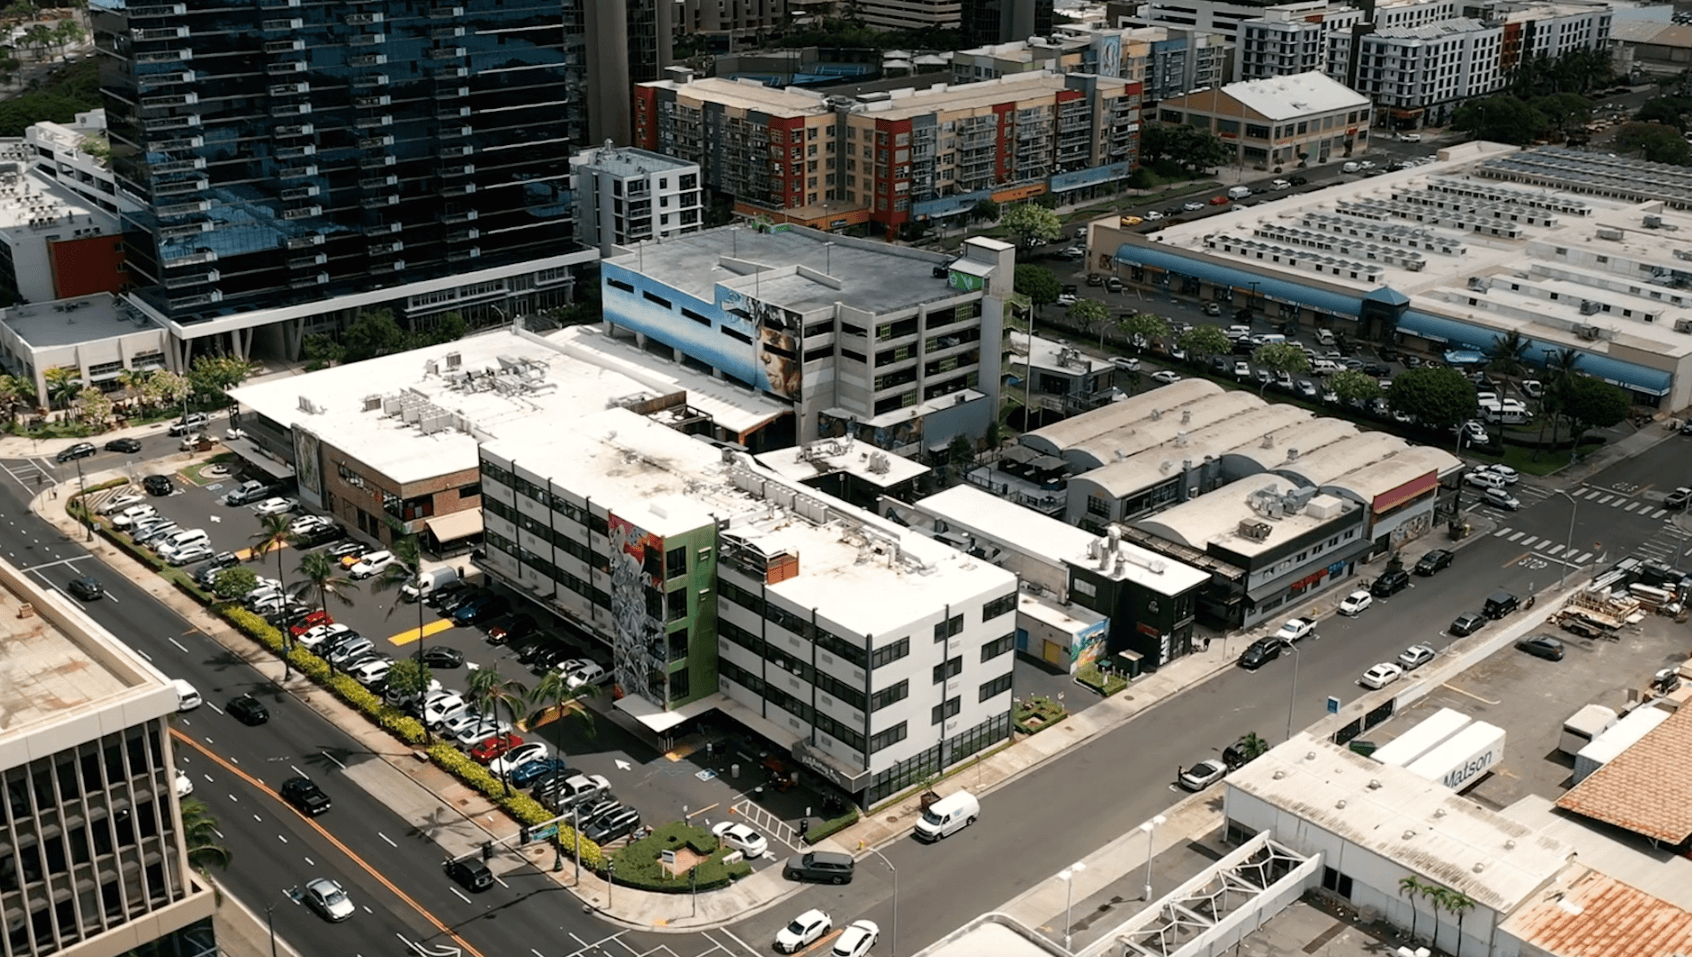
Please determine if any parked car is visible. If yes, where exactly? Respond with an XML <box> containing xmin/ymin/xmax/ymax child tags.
<box><xmin>1177</xmin><ymin>758</ymin><xmax>1228</xmax><ymax>791</ymax></box>
<box><xmin>1151</xmin><ymin>370</ymin><xmax>1183</xmax><ymax>385</ymax></box>
<box><xmin>167</xmin><ymin>412</ymin><xmax>209</xmax><ymax>436</ymax></box>
<box><xmin>583</xmin><ymin>806</ymin><xmax>642</xmax><ymax>844</ymax></box>
<box><xmin>832</xmin><ymin>920</ymin><xmax>880</xmax><ymax>957</ymax></box>
<box><xmin>1668</xmin><ymin>487</ymin><xmax>1692</xmax><ymax>510</ymax></box>
<box><xmin>280</xmin><ymin>776</ymin><xmax>332</xmax><ymax>815</ymax></box>
<box><xmin>712</xmin><ymin>821</ymin><xmax>770</xmax><ymax>858</ymax></box>
<box><xmin>1371</xmin><ymin>568</ymin><xmax>1411</xmax><ymax>597</ymax></box>
<box><xmin>167</xmin><ymin>543</ymin><xmax>215</xmax><ymax>567</ymax></box>
<box><xmin>509</xmin><ymin>757</ymin><xmax>569</xmax><ymax>788</ymax></box>
<box><xmin>56</xmin><ymin>442</ymin><xmax>97</xmax><ymax>463</ymax></box>
<box><xmin>1448</xmin><ymin>612</ymin><xmax>1487</xmax><ymax>637</ymax></box>
<box><xmin>143</xmin><ymin>474</ymin><xmax>175</xmax><ymax>496</ymax></box>
<box><xmin>1414</xmin><ymin>549</ymin><xmax>1454</xmax><ymax>576</ymax></box>
<box><xmin>420</xmin><ymin>646</ymin><xmax>465</xmax><ymax>669</ymax></box>
<box><xmin>487</xmin><ymin>614</ymin><xmax>536</xmax><ymax>645</ymax></box>
<box><xmin>452</xmin><ymin>593</ymin><xmax>511</xmax><ymax>626</ymax></box>
<box><xmin>1478</xmin><ymin>463</ymin><xmax>1519</xmax><ymax>485</ymax></box>
<box><xmin>783</xmin><ymin>851</ymin><xmax>855</xmax><ymax>884</ymax></box>
<box><xmin>190</xmin><ymin>553</ymin><xmax>240</xmax><ymax>586</ymax></box>
<box><xmin>487</xmin><ymin>742</ymin><xmax>548</xmax><ymax>777</ymax></box>
<box><xmin>298</xmin><ymin>623</ymin><xmax>353</xmax><ymax>652</ymax></box>
<box><xmin>303</xmin><ymin>877</ymin><xmax>354</xmax><ymax>922</ymax></box>
<box><xmin>564</xmin><ymin>661</ymin><xmax>608</xmax><ymax>689</ymax></box>
<box><xmin>97</xmin><ymin>492</ymin><xmax>146</xmax><ymax>515</ymax></box>
<box><xmin>1516</xmin><ymin>635</ymin><xmax>1565</xmax><ymax>661</ymax></box>
<box><xmin>347</xmin><ymin>657</ymin><xmax>394</xmax><ymax>687</ymax></box>
<box><xmin>227</xmin><ymin>694</ymin><xmax>270</xmax><ymax>725</ymax></box>
<box><xmin>1397</xmin><ymin>644</ymin><xmax>1437</xmax><ymax>670</ymax></box>
<box><xmin>775</xmin><ymin>911</ymin><xmax>833</xmax><ymax>954</ymax></box>
<box><xmin>111</xmin><ymin>504</ymin><xmax>158</xmax><ymax>529</ymax></box>
<box><xmin>222</xmin><ymin>480</ymin><xmax>272</xmax><ymax>506</ymax></box>
<box><xmin>1275</xmin><ymin>616</ymin><xmax>1318</xmax><ymax>642</ymax></box>
<box><xmin>67</xmin><ymin>576</ymin><xmax>104</xmax><ymax>601</ymax></box>
<box><xmin>294</xmin><ymin>522</ymin><xmax>347</xmax><ymax>548</ymax></box>
<box><xmin>1338</xmin><ymin>591</ymin><xmax>1373</xmax><ymax>616</ymax></box>
<box><xmin>348</xmin><ymin>550</ymin><xmax>395</xmax><ymax>579</ymax></box>
<box><xmin>1238</xmin><ymin>637</ymin><xmax>1282</xmax><ymax>670</ymax></box>
<box><xmin>289</xmin><ymin>514</ymin><xmax>332</xmax><ymax>535</ymax></box>
<box><xmin>1359</xmin><ymin>662</ymin><xmax>1404</xmax><ymax>690</ymax></box>
<box><xmin>325</xmin><ymin>540</ymin><xmax>371</xmax><ymax>563</ymax></box>
<box><xmin>289</xmin><ymin>610</ymin><xmax>334</xmax><ymax>638</ymax></box>
<box><xmin>251</xmin><ymin>496</ymin><xmax>298</xmax><ymax>516</ymax></box>
<box><xmin>469</xmin><ymin>732</ymin><xmax>524</xmax><ymax>764</ymax></box>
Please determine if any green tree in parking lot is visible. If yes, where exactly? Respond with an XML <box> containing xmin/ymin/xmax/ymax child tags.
<box><xmin>1328</xmin><ymin>368</ymin><xmax>1382</xmax><ymax>407</ymax></box>
<box><xmin>1252</xmin><ymin>343</ymin><xmax>1310</xmax><ymax>395</ymax></box>
<box><xmin>1560</xmin><ymin>375</ymin><xmax>1630</xmax><ymax>454</ymax></box>
<box><xmin>1116</xmin><ymin>312</ymin><xmax>1171</xmax><ymax>353</ymax></box>
<box><xmin>294</xmin><ymin>549</ymin><xmax>360</xmax><ymax>630</ymax></box>
<box><xmin>384</xmin><ymin>657</ymin><xmax>434</xmax><ymax>742</ymax></box>
<box><xmin>1178</xmin><ymin>324</ymin><xmax>1231</xmax><ymax>367</ymax></box>
<box><xmin>371</xmin><ymin>535</ymin><xmax>427</xmax><ymax>666</ymax></box>
<box><xmin>1014</xmin><ymin>264</ymin><xmax>1061</xmax><ymax>314</ymax></box>
<box><xmin>251</xmin><ymin>513</ymin><xmax>296</xmax><ymax>677</ymax></box>
<box><xmin>466</xmin><ymin>668</ymin><xmax>530</xmax><ymax>794</ymax></box>
<box><xmin>1388</xmin><ymin>366</ymin><xmax>1478</xmax><ymax>436</ymax></box>
<box><xmin>188</xmin><ymin>354</ymin><xmax>255</xmax><ymax>408</ymax></box>
<box><xmin>529</xmin><ymin>670</ymin><xmax>596</xmax><ymax>737</ymax></box>
<box><xmin>1066</xmin><ymin>298</ymin><xmax>1109</xmax><ymax>346</ymax></box>
<box><xmin>1000</xmin><ymin>202</ymin><xmax>1062</xmax><ymax>249</ymax></box>
<box><xmin>209</xmin><ymin>566</ymin><xmax>258</xmax><ymax>603</ymax></box>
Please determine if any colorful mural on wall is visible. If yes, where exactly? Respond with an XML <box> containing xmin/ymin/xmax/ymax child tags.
<box><xmin>608</xmin><ymin>514</ymin><xmax>668</xmax><ymax>705</ymax></box>
<box><xmin>1071</xmin><ymin>617</ymin><xmax>1111</xmax><ymax>675</ymax></box>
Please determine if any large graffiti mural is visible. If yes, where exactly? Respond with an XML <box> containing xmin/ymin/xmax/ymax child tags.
<box><xmin>608</xmin><ymin>515</ymin><xmax>669</xmax><ymax>705</ymax></box>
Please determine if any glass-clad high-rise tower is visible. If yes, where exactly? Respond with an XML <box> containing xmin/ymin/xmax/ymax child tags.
<box><xmin>90</xmin><ymin>0</ymin><xmax>595</xmax><ymax>347</ymax></box>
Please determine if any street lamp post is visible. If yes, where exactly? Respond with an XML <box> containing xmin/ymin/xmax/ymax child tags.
<box><xmin>1060</xmin><ymin>860</ymin><xmax>1087</xmax><ymax>951</ymax></box>
<box><xmin>1140</xmin><ymin>814</ymin><xmax>1166</xmax><ymax>902</ymax></box>
<box><xmin>265</xmin><ymin>887</ymin><xmax>297</xmax><ymax>957</ymax></box>
<box><xmin>1283</xmin><ymin>639</ymin><xmax>1302</xmax><ymax>742</ymax></box>
<box><xmin>73</xmin><ymin>455</ymin><xmax>90</xmax><ymax>541</ymax></box>
<box><xmin>1554</xmin><ymin>488</ymin><xmax>1578</xmax><ymax>588</ymax></box>
<box><xmin>605</xmin><ymin>860</ymin><xmax>615</xmax><ymax>910</ymax></box>
<box><xmin>867</xmin><ymin>847</ymin><xmax>898</xmax><ymax>956</ymax></box>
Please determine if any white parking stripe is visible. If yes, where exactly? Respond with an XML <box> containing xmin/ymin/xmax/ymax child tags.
<box><xmin>1575</xmin><ymin>551</ymin><xmax>1593</xmax><ymax>563</ymax></box>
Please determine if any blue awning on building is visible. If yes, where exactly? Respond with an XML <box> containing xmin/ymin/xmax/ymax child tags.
<box><xmin>1397</xmin><ymin>311</ymin><xmax>1672</xmax><ymax>396</ymax></box>
<box><xmin>1111</xmin><ymin>244</ymin><xmax>1367</xmax><ymax>318</ymax></box>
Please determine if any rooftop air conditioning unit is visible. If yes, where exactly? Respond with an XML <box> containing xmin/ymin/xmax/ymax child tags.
<box><xmin>1675</xmin><ymin>319</ymin><xmax>1692</xmax><ymax>334</ymax></box>
<box><xmin>1645</xmin><ymin>215</ymin><xmax>1663</xmax><ymax>229</ymax></box>
<box><xmin>1237</xmin><ymin>520</ymin><xmax>1272</xmax><ymax>542</ymax></box>
<box><xmin>1580</xmin><ymin>301</ymin><xmax>1600</xmax><ymax>315</ymax></box>
<box><xmin>1576</xmin><ymin>325</ymin><xmax>1601</xmax><ymax>340</ymax></box>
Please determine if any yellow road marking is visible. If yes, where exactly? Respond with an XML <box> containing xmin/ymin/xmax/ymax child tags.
<box><xmin>170</xmin><ymin>729</ymin><xmax>488</xmax><ymax>957</ymax></box>
<box><xmin>1440</xmin><ymin>682</ymin><xmax>1500</xmax><ymax>706</ymax></box>
<box><xmin>388</xmin><ymin>618</ymin><xmax>455</xmax><ymax>647</ymax></box>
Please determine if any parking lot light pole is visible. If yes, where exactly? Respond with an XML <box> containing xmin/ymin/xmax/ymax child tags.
<box><xmin>605</xmin><ymin>860</ymin><xmax>615</xmax><ymax>910</ymax></box>
<box><xmin>1554</xmin><ymin>488</ymin><xmax>1578</xmax><ymax>588</ymax></box>
<box><xmin>867</xmin><ymin>846</ymin><xmax>898</xmax><ymax>956</ymax></box>
<box><xmin>1060</xmin><ymin>861</ymin><xmax>1087</xmax><ymax>951</ymax></box>
<box><xmin>73</xmin><ymin>455</ymin><xmax>91</xmax><ymax>541</ymax></box>
<box><xmin>1140</xmin><ymin>814</ymin><xmax>1166</xmax><ymax>902</ymax></box>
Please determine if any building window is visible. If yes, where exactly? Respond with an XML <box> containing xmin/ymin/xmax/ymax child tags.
<box><xmin>1086</xmin><ymin>495</ymin><xmax>1110</xmax><ymax>517</ymax></box>
<box><xmin>932</xmin><ymin>656</ymin><xmax>961</xmax><ymax>684</ymax></box>
<box><xmin>871</xmin><ymin>636</ymin><xmax>909</xmax><ymax>669</ymax></box>
<box><xmin>932</xmin><ymin>614</ymin><xmax>963</xmax><ymax>642</ymax></box>
<box><xmin>982</xmin><ymin>593</ymin><xmax>1015</xmax><ymax>621</ymax></box>
<box><xmin>979</xmin><ymin>673</ymin><xmax>1012</xmax><ymax>702</ymax></box>
<box><xmin>869</xmin><ymin>721</ymin><xmax>907</xmax><ymax>753</ymax></box>
<box><xmin>931</xmin><ymin>696</ymin><xmax>960</xmax><ymax>725</ymax></box>
<box><xmin>981</xmin><ymin>633</ymin><xmax>1014</xmax><ymax>662</ymax></box>
<box><xmin>870</xmin><ymin>679</ymin><xmax>908</xmax><ymax>711</ymax></box>
<box><xmin>643</xmin><ymin>290</ymin><xmax>673</xmax><ymax>309</ymax></box>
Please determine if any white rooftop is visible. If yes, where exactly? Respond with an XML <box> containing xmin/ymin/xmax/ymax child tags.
<box><xmin>1022</xmin><ymin>377</ymin><xmax>1226</xmax><ymax>458</ymax></box>
<box><xmin>1137</xmin><ymin>474</ymin><xmax>1359</xmax><ymax>558</ymax></box>
<box><xmin>229</xmin><ymin>328</ymin><xmax>785</xmax><ymax>486</ymax></box>
<box><xmin>913</xmin><ymin>484</ymin><xmax>1101</xmax><ymax>570</ymax></box>
<box><xmin>753</xmin><ymin>438</ymin><xmax>929</xmax><ymax>489</ymax></box>
<box><xmin>569</xmin><ymin>144</ymin><xmax>697</xmax><ymax>179</ymax></box>
<box><xmin>1013</xmin><ymin>331</ymin><xmax>1113</xmax><ymax>376</ymax></box>
<box><xmin>0</xmin><ymin>164</ymin><xmax>118</xmax><ymax>235</ymax></box>
<box><xmin>1214</xmin><ymin>71</ymin><xmax>1370</xmax><ymax>121</ymax></box>
<box><xmin>1227</xmin><ymin>734</ymin><xmax>1573</xmax><ymax>913</ymax></box>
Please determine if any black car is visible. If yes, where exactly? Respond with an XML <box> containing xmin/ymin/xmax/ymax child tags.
<box><xmin>1516</xmin><ymin>635</ymin><xmax>1565</xmax><ymax>661</ymax></box>
<box><xmin>142</xmin><ymin>474</ymin><xmax>174</xmax><ymax>496</ymax></box>
<box><xmin>264</xmin><ymin>603</ymin><xmax>313</xmax><ymax>629</ymax></box>
<box><xmin>1371</xmin><ymin>568</ymin><xmax>1411</xmax><ymax>597</ymax></box>
<box><xmin>584</xmin><ymin>806</ymin><xmax>642</xmax><ymax>844</ymax></box>
<box><xmin>783</xmin><ymin>851</ymin><xmax>855</xmax><ymax>884</ymax></box>
<box><xmin>1414</xmin><ymin>549</ymin><xmax>1454</xmax><ymax>576</ymax></box>
<box><xmin>425</xmin><ymin>579</ymin><xmax>473</xmax><ymax>608</ymax></box>
<box><xmin>293</xmin><ymin>523</ymin><xmax>347</xmax><ymax>548</ymax></box>
<box><xmin>104</xmin><ymin>437</ymin><xmax>143</xmax><ymax>453</ymax></box>
<box><xmin>227</xmin><ymin>694</ymin><xmax>270</xmax><ymax>725</ymax></box>
<box><xmin>280</xmin><ymin>776</ymin><xmax>331</xmax><ymax>815</ymax></box>
<box><xmin>453</xmin><ymin>594</ymin><xmax>510</xmax><ymax>626</ymax></box>
<box><xmin>56</xmin><ymin>442</ymin><xmax>97</xmax><ymax>463</ymax></box>
<box><xmin>1288</xmin><ymin>175</ymin><xmax>1308</xmax><ymax>186</ymax></box>
<box><xmin>434</xmin><ymin>583</ymin><xmax>480</xmax><ymax>613</ymax></box>
<box><xmin>1449</xmin><ymin>612</ymin><xmax>1487</xmax><ymax>637</ymax></box>
<box><xmin>1362</xmin><ymin>363</ymin><xmax>1390</xmax><ymax>377</ymax></box>
<box><xmin>67</xmin><ymin>576</ymin><xmax>104</xmax><ymax>601</ymax></box>
<box><xmin>444</xmin><ymin>858</ymin><xmax>494</xmax><ymax>892</ymax></box>
<box><xmin>1238</xmin><ymin>637</ymin><xmax>1282</xmax><ymax>670</ymax></box>
<box><xmin>420</xmin><ymin>646</ymin><xmax>465</xmax><ymax>669</ymax></box>
<box><xmin>190</xmin><ymin>552</ymin><xmax>240</xmax><ymax>586</ymax></box>
<box><xmin>324</xmin><ymin>540</ymin><xmax>370</xmax><ymax>562</ymax></box>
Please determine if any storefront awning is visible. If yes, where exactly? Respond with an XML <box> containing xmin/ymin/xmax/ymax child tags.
<box><xmin>792</xmin><ymin>739</ymin><xmax>872</xmax><ymax>790</ymax></box>
<box><xmin>424</xmin><ymin>508</ymin><xmax>483</xmax><ymax>543</ymax></box>
<box><xmin>223</xmin><ymin>436</ymin><xmax>295</xmax><ymax>480</ymax></box>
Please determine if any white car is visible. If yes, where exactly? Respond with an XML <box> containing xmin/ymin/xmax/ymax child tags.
<box><xmin>1178</xmin><ymin>758</ymin><xmax>1228</xmax><ymax>791</ymax></box>
<box><xmin>175</xmin><ymin>770</ymin><xmax>194</xmax><ymax>797</ymax></box>
<box><xmin>775</xmin><ymin>910</ymin><xmax>832</xmax><ymax>954</ymax></box>
<box><xmin>712</xmin><ymin>821</ymin><xmax>769</xmax><ymax>858</ymax></box>
<box><xmin>1275</xmin><ymin>616</ymin><xmax>1318</xmax><ymax>643</ymax></box>
<box><xmin>453</xmin><ymin>718</ymin><xmax>512</xmax><ymax>748</ymax></box>
<box><xmin>166</xmin><ymin>542</ymin><xmax>215</xmax><ymax>567</ymax></box>
<box><xmin>1478</xmin><ymin>463</ymin><xmax>1519</xmax><ymax>485</ymax></box>
<box><xmin>1483</xmin><ymin>487</ymin><xmax>1521</xmax><ymax>511</ymax></box>
<box><xmin>1359</xmin><ymin>662</ymin><xmax>1404</xmax><ymax>690</ymax></box>
<box><xmin>1397</xmin><ymin>644</ymin><xmax>1437</xmax><ymax>670</ymax></box>
<box><xmin>1143</xmin><ymin>209</ymin><xmax>1165</xmax><ymax>221</ymax></box>
<box><xmin>347</xmin><ymin>657</ymin><xmax>394</xmax><ymax>687</ymax></box>
<box><xmin>111</xmin><ymin>504</ymin><xmax>158</xmax><ymax>529</ymax></box>
<box><xmin>289</xmin><ymin>514</ymin><xmax>331</xmax><ymax>535</ymax></box>
<box><xmin>488</xmin><ymin>742</ymin><xmax>549</xmax><ymax>777</ymax></box>
<box><xmin>1463</xmin><ymin>470</ymin><xmax>1506</xmax><ymax>490</ymax></box>
<box><xmin>98</xmin><ymin>492</ymin><xmax>146</xmax><ymax>516</ymax></box>
<box><xmin>832</xmin><ymin>920</ymin><xmax>880</xmax><ymax>957</ymax></box>
<box><xmin>298</xmin><ymin>623</ymin><xmax>352</xmax><ymax>651</ymax></box>
<box><xmin>251</xmin><ymin>497</ymin><xmax>298</xmax><ymax>516</ymax></box>
<box><xmin>1056</xmin><ymin>293</ymin><xmax>1078</xmax><ymax>307</ymax></box>
<box><xmin>564</xmin><ymin>661</ymin><xmax>608</xmax><ymax>690</ymax></box>
<box><xmin>1151</xmin><ymin>370</ymin><xmax>1183</xmax><ymax>384</ymax></box>
<box><xmin>348</xmin><ymin>550</ymin><xmax>395</xmax><ymax>579</ymax></box>
<box><xmin>1338</xmin><ymin>591</ymin><xmax>1373</xmax><ymax>616</ymax></box>
<box><xmin>439</xmin><ymin>707</ymin><xmax>486</xmax><ymax>738</ymax></box>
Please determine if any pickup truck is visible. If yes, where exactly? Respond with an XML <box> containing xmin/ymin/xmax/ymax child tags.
<box><xmin>1275</xmin><ymin>616</ymin><xmax>1317</xmax><ymax>643</ymax></box>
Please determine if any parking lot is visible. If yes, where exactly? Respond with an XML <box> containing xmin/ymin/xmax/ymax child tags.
<box><xmin>1370</xmin><ymin>610</ymin><xmax>1691</xmax><ymax>811</ymax></box>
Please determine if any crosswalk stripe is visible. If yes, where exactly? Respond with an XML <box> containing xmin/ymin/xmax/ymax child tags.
<box><xmin>1508</xmin><ymin>531</ymin><xmax>1525</xmax><ymax>542</ymax></box>
<box><xmin>1521</xmin><ymin>536</ymin><xmax>1539</xmax><ymax>547</ymax></box>
<box><xmin>1574</xmin><ymin>551</ymin><xmax>1593</xmax><ymax>563</ymax></box>
<box><xmin>1625</xmin><ymin>502</ymin><xmax>1642</xmax><ymax>513</ymax></box>
<box><xmin>1611</xmin><ymin>498</ymin><xmax>1627</xmax><ymax>507</ymax></box>
<box><xmin>1546</xmin><ymin>544</ymin><xmax>1564</xmax><ymax>555</ymax></box>
<box><xmin>1596</xmin><ymin>494</ymin><xmax>1614</xmax><ymax>504</ymax></box>
<box><xmin>1585</xmin><ymin>488</ymin><xmax>1605</xmax><ymax>499</ymax></box>
<box><xmin>1495</xmin><ymin>527</ymin><xmax>1514</xmax><ymax>538</ymax></box>
<box><xmin>1653</xmin><ymin>509</ymin><xmax>1668</xmax><ymax>519</ymax></box>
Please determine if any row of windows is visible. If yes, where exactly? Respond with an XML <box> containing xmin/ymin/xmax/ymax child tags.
<box><xmin>871</xmin><ymin>636</ymin><xmax>909</xmax><ymax>670</ymax></box>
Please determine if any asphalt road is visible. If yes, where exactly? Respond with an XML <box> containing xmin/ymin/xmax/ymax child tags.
<box><xmin>0</xmin><ymin>422</ymin><xmax>1679</xmax><ymax>957</ymax></box>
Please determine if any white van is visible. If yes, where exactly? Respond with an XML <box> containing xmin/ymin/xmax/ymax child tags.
<box><xmin>1226</xmin><ymin>186</ymin><xmax>1252</xmax><ymax>200</ymax></box>
<box><xmin>155</xmin><ymin>528</ymin><xmax>209</xmax><ymax>558</ymax></box>
<box><xmin>172</xmin><ymin>679</ymin><xmax>202</xmax><ymax>712</ymax></box>
<box><xmin>1310</xmin><ymin>358</ymin><xmax>1343</xmax><ymax>375</ymax></box>
<box><xmin>401</xmin><ymin>566</ymin><xmax>460</xmax><ymax>602</ymax></box>
<box><xmin>913</xmin><ymin>790</ymin><xmax>980</xmax><ymax>842</ymax></box>
<box><xmin>1313</xmin><ymin>329</ymin><xmax>1336</xmax><ymax>346</ymax></box>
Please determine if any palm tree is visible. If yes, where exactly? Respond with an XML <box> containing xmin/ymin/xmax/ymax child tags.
<box><xmin>43</xmin><ymin>365</ymin><xmax>82</xmax><ymax>411</ymax></box>
<box><xmin>1398</xmin><ymin>875</ymin><xmax>1426</xmax><ymax>942</ymax></box>
<box><xmin>1444</xmin><ymin>889</ymin><xmax>1476</xmax><ymax>950</ymax></box>
<box><xmin>528</xmin><ymin>670</ymin><xmax>597</xmax><ymax>736</ymax></box>
<box><xmin>250</xmin><ymin>514</ymin><xmax>296</xmax><ymax>677</ymax></box>
<box><xmin>370</xmin><ymin>535</ymin><xmax>426</xmax><ymax>666</ymax></box>
<box><xmin>180</xmin><ymin>798</ymin><xmax>231</xmax><ymax>874</ymax></box>
<box><xmin>465</xmin><ymin>668</ymin><xmax>530</xmax><ymax>794</ymax></box>
<box><xmin>1543</xmin><ymin>346</ymin><xmax>1582</xmax><ymax>455</ymax></box>
<box><xmin>293</xmin><ymin>550</ymin><xmax>360</xmax><ymax>672</ymax></box>
<box><xmin>116</xmin><ymin>368</ymin><xmax>151</xmax><ymax>413</ymax></box>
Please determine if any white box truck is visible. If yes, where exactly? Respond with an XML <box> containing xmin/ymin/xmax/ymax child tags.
<box><xmin>1405</xmin><ymin>721</ymin><xmax>1505</xmax><ymax>791</ymax></box>
<box><xmin>1574</xmin><ymin>706</ymin><xmax>1669</xmax><ymax>784</ymax></box>
<box><xmin>1371</xmin><ymin>708</ymin><xmax>1472</xmax><ymax>768</ymax></box>
<box><xmin>1560</xmin><ymin>704</ymin><xmax>1618</xmax><ymax>756</ymax></box>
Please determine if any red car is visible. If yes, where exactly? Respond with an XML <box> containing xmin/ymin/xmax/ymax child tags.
<box><xmin>1209</xmin><ymin>195</ymin><xmax>1231</xmax><ymax>205</ymax></box>
<box><xmin>288</xmin><ymin>610</ymin><xmax>332</xmax><ymax>638</ymax></box>
<box><xmin>469</xmin><ymin>733</ymin><xmax>523</xmax><ymax>764</ymax></box>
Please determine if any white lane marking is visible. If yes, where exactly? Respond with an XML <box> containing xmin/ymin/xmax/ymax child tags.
<box><xmin>1507</xmin><ymin>531</ymin><xmax>1525</xmax><ymax>542</ymax></box>
<box><xmin>719</xmin><ymin>929</ymin><xmax>762</xmax><ymax>957</ymax></box>
<box><xmin>206</xmin><ymin>702</ymin><xmax>224</xmax><ymax>715</ymax></box>
<box><xmin>18</xmin><ymin>555</ymin><xmax>90</xmax><ymax>574</ymax></box>
<box><xmin>321</xmin><ymin>750</ymin><xmax>345</xmax><ymax>770</ymax></box>
<box><xmin>448</xmin><ymin>886</ymin><xmax>471</xmax><ymax>904</ymax></box>
<box><xmin>379</xmin><ymin>833</ymin><xmax>397</xmax><ymax>847</ymax></box>
<box><xmin>1575</xmin><ymin>551</ymin><xmax>1593</xmax><ymax>563</ymax></box>
<box><xmin>1546</xmin><ymin>544</ymin><xmax>1564</xmax><ymax>556</ymax></box>
<box><xmin>168</xmin><ymin>636</ymin><xmax>188</xmax><ymax>653</ymax></box>
<box><xmin>278</xmin><ymin>834</ymin><xmax>288</xmax><ymax>844</ymax></box>
<box><xmin>1494</xmin><ymin>527</ymin><xmax>1513</xmax><ymax>537</ymax></box>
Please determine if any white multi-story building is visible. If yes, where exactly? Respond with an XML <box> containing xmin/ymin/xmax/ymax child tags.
<box><xmin>857</xmin><ymin>0</ymin><xmax>963</xmax><ymax>29</ymax></box>
<box><xmin>1238</xmin><ymin>7</ymin><xmax>1365</xmax><ymax>80</ymax></box>
<box><xmin>478</xmin><ymin>408</ymin><xmax>1019</xmax><ymax>805</ymax></box>
<box><xmin>570</xmin><ymin>145</ymin><xmax>704</xmax><ymax>258</ymax></box>
<box><xmin>1354</xmin><ymin>19</ymin><xmax>1505</xmax><ymax>125</ymax></box>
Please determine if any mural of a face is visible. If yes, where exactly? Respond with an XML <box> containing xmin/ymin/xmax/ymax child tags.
<box><xmin>758</xmin><ymin>325</ymin><xmax>802</xmax><ymax>398</ymax></box>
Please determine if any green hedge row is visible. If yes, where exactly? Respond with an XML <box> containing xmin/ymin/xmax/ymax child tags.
<box><xmin>609</xmin><ymin>821</ymin><xmax>751</xmax><ymax>893</ymax></box>
<box><xmin>801</xmin><ymin>806</ymin><xmax>861</xmax><ymax>845</ymax></box>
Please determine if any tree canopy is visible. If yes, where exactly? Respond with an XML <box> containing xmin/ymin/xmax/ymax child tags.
<box><xmin>1561</xmin><ymin>375</ymin><xmax>1630</xmax><ymax>436</ymax></box>
<box><xmin>1000</xmin><ymin>203</ymin><xmax>1062</xmax><ymax>248</ymax></box>
<box><xmin>1635</xmin><ymin>96</ymin><xmax>1692</xmax><ymax>131</ymax></box>
<box><xmin>1328</xmin><ymin>369</ymin><xmax>1382</xmax><ymax>406</ymax></box>
<box><xmin>1013</xmin><ymin>264</ymin><xmax>1061</xmax><ymax>309</ymax></box>
<box><xmin>1387</xmin><ymin>366</ymin><xmax>1478</xmax><ymax>432</ymax></box>
<box><xmin>1452</xmin><ymin>96</ymin><xmax>1551</xmax><ymax>144</ymax></box>
<box><xmin>1139</xmin><ymin>123</ymin><xmax>1231</xmax><ymax>174</ymax></box>
<box><xmin>1178</xmin><ymin>324</ymin><xmax>1231</xmax><ymax>364</ymax></box>
<box><xmin>1614</xmin><ymin>122</ymin><xmax>1692</xmax><ymax>165</ymax></box>
<box><xmin>1253</xmin><ymin>343</ymin><xmax>1310</xmax><ymax>379</ymax></box>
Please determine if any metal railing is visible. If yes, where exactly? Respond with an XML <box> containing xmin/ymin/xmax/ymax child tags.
<box><xmin>731</xmin><ymin>799</ymin><xmax>799</xmax><ymax>853</ymax></box>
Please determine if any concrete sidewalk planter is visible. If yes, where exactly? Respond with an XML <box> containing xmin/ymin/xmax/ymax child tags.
<box><xmin>1014</xmin><ymin>695</ymin><xmax>1067</xmax><ymax>734</ymax></box>
<box><xmin>609</xmin><ymin>822</ymin><xmax>752</xmax><ymax>892</ymax></box>
<box><xmin>1076</xmin><ymin>664</ymin><xmax>1129</xmax><ymax>697</ymax></box>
